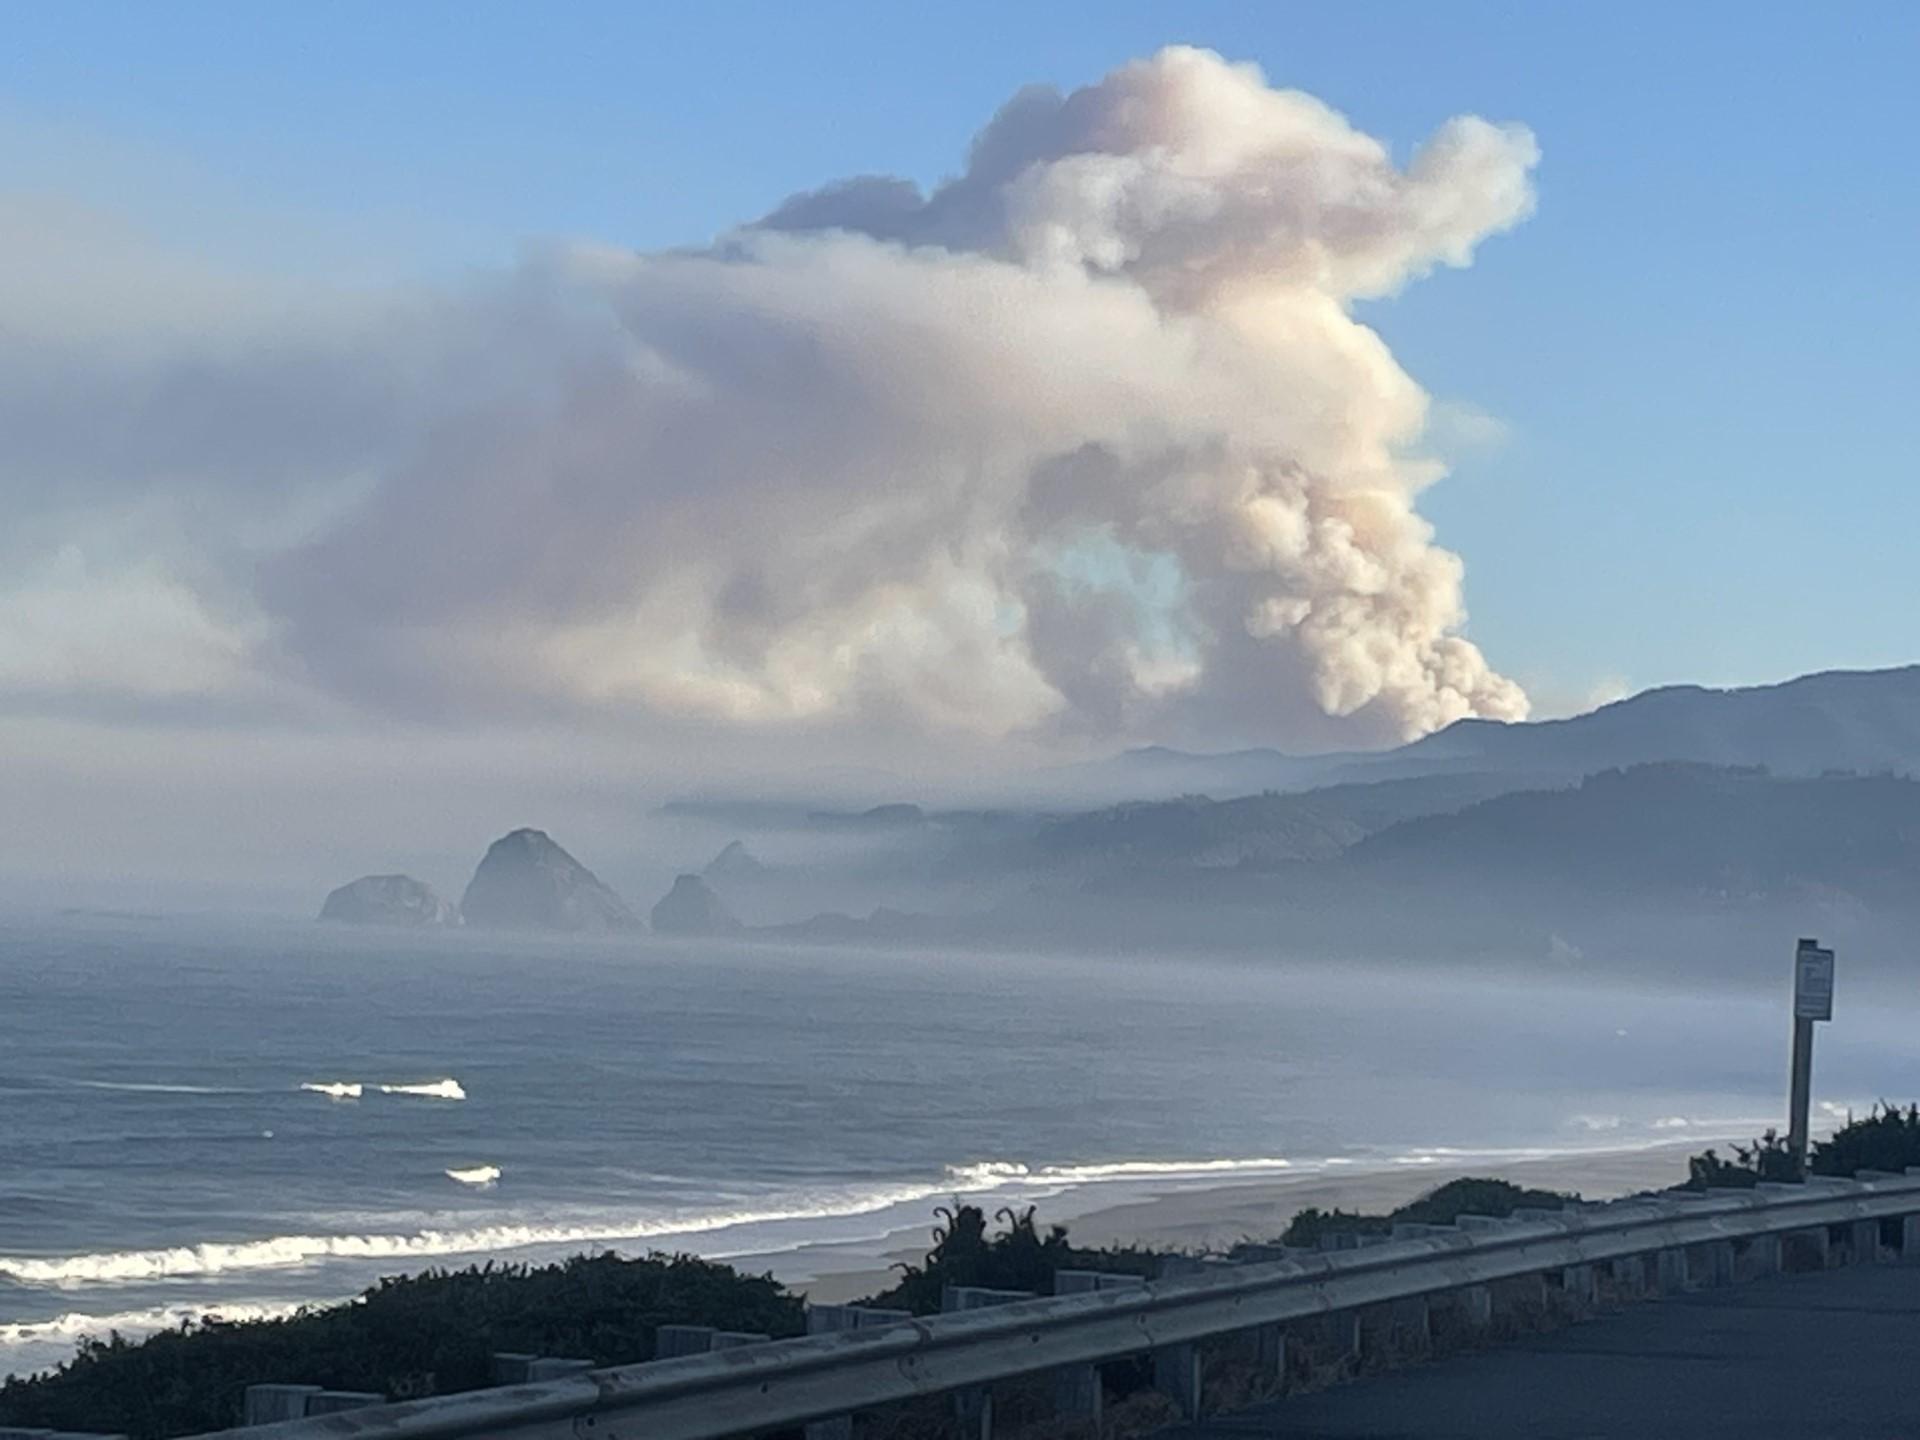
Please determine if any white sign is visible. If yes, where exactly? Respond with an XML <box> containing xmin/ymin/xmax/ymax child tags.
<box><xmin>1794</xmin><ymin>941</ymin><xmax>1835</xmax><ymax>1022</ymax></box>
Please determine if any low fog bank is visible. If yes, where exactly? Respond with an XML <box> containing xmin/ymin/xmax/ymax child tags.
<box><xmin>9</xmin><ymin>667</ymin><xmax>1920</xmax><ymax>989</ymax></box>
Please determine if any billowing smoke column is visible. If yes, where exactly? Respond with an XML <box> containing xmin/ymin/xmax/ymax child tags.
<box><xmin>261</xmin><ymin>47</ymin><xmax>1537</xmax><ymax>748</ymax></box>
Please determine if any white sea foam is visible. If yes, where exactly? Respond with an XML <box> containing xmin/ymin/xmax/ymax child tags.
<box><xmin>297</xmin><ymin>1077</ymin><xmax>464</xmax><ymax>1101</ymax></box>
<box><xmin>0</xmin><ymin>1178</ymin><xmax>975</xmax><ymax>1287</ymax></box>
<box><xmin>0</xmin><ymin>1300</ymin><xmax>318</xmax><ymax>1376</ymax></box>
<box><xmin>380</xmin><ymin>1078</ymin><xmax>466</xmax><ymax>1100</ymax></box>
<box><xmin>0</xmin><ymin>1299</ymin><xmax>310</xmax><ymax>1347</ymax></box>
<box><xmin>69</xmin><ymin>1080</ymin><xmax>247</xmax><ymax>1095</ymax></box>
<box><xmin>0</xmin><ymin>1133</ymin><xmax>1763</xmax><ymax>1291</ymax></box>
<box><xmin>0</xmin><ymin>1155</ymin><xmax>1329</xmax><ymax>1289</ymax></box>
<box><xmin>948</xmin><ymin>1157</ymin><xmax>1295</xmax><ymax>1186</ymax></box>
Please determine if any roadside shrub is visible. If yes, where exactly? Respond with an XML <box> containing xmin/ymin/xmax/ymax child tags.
<box><xmin>861</xmin><ymin>1204</ymin><xmax>1160</xmax><ymax>1314</ymax></box>
<box><xmin>0</xmin><ymin>1253</ymin><xmax>802</xmax><ymax>1439</ymax></box>
<box><xmin>1274</xmin><ymin>1177</ymin><xmax>1577</xmax><ymax>1248</ymax></box>
<box><xmin>1684</xmin><ymin>1104</ymin><xmax>1920</xmax><ymax>1189</ymax></box>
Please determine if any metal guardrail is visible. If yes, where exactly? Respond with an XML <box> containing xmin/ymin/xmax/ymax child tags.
<box><xmin>189</xmin><ymin>1171</ymin><xmax>1920</xmax><ymax>1440</ymax></box>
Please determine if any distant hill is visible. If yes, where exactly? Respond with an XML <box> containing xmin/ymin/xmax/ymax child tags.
<box><xmin>1029</xmin><ymin>772</ymin><xmax>1531</xmax><ymax>870</ymax></box>
<box><xmin>1393</xmin><ymin>666</ymin><xmax>1920</xmax><ymax>781</ymax></box>
<box><xmin>1348</xmin><ymin>762</ymin><xmax>1920</xmax><ymax>904</ymax></box>
<box><xmin>1041</xmin><ymin>745</ymin><xmax>1329</xmax><ymax>802</ymax></box>
<box><xmin>1074</xmin><ymin>665</ymin><xmax>1920</xmax><ymax>801</ymax></box>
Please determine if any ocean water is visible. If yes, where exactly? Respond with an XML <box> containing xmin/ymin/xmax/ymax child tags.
<box><xmin>4</xmin><ymin>913</ymin><xmax>1915</xmax><ymax>1379</ymax></box>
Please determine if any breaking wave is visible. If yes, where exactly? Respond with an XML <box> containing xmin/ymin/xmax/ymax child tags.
<box><xmin>381</xmin><ymin>1079</ymin><xmax>466</xmax><ymax>1100</ymax></box>
<box><xmin>947</xmin><ymin>1157</ymin><xmax>1294</xmax><ymax>1186</ymax></box>
<box><xmin>0</xmin><ymin>1300</ymin><xmax>317</xmax><ymax>1376</ymax></box>
<box><xmin>0</xmin><ymin>1179</ymin><xmax>971</xmax><ymax>1286</ymax></box>
<box><xmin>299</xmin><ymin>1077</ymin><xmax>465</xmax><ymax>1101</ymax></box>
<box><xmin>299</xmin><ymin>1081</ymin><xmax>362</xmax><ymax>1100</ymax></box>
<box><xmin>0</xmin><ymin>1299</ymin><xmax>310</xmax><ymax>1347</ymax></box>
<box><xmin>0</xmin><ymin>1132</ymin><xmax>1752</xmax><ymax>1291</ymax></box>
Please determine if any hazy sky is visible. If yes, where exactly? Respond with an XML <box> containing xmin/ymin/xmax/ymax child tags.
<box><xmin>2</xmin><ymin>3</ymin><xmax>1915</xmax><ymax>905</ymax></box>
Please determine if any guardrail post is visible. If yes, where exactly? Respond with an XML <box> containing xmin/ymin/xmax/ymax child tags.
<box><xmin>1900</xmin><ymin>1169</ymin><xmax>1920</xmax><ymax>1261</ymax></box>
<box><xmin>943</xmin><ymin>1286</ymin><xmax>1035</xmax><ymax>1438</ymax></box>
<box><xmin>1653</xmin><ymin>1247</ymin><xmax>1689</xmax><ymax>1295</ymax></box>
<box><xmin>1782</xmin><ymin>1226</ymin><xmax>1831</xmax><ymax>1271</ymax></box>
<box><xmin>1744</xmin><ymin>1232</ymin><xmax>1782</xmax><ymax>1278</ymax></box>
<box><xmin>1848</xmin><ymin>1220</ymin><xmax>1880</xmax><ymax>1264</ymax></box>
<box><xmin>1561</xmin><ymin>1262</ymin><xmax>1599</xmax><ymax>1311</ymax></box>
<box><xmin>490</xmin><ymin>1353</ymin><xmax>536</xmax><ymax>1383</ymax></box>
<box><xmin>1456</xmin><ymin>1284</ymin><xmax>1494</xmax><ymax>1330</ymax></box>
<box><xmin>240</xmin><ymin>1387</ymin><xmax>380</xmax><ymax>1424</ymax></box>
<box><xmin>1605</xmin><ymin>1255</ymin><xmax>1643</xmax><ymax>1297</ymax></box>
<box><xmin>1153</xmin><ymin>1342</ymin><xmax>1203</xmax><ymax>1420</ymax></box>
<box><xmin>242</xmin><ymin>1387</ymin><xmax>321</xmax><ymax>1425</ymax></box>
<box><xmin>1050</xmin><ymin>1271</ymin><xmax>1146</xmax><ymax>1423</ymax></box>
<box><xmin>1255</xmin><ymin>1322</ymin><xmax>1288</xmax><ymax>1388</ymax></box>
<box><xmin>654</xmin><ymin>1324</ymin><xmax>718</xmax><ymax>1358</ymax></box>
<box><xmin>803</xmin><ymin>1306</ymin><xmax>912</xmax><ymax>1440</ymax></box>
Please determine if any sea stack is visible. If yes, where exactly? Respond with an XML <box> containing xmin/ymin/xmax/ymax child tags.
<box><xmin>460</xmin><ymin>829</ymin><xmax>641</xmax><ymax>932</ymax></box>
<box><xmin>650</xmin><ymin>874</ymin><xmax>742</xmax><ymax>936</ymax></box>
<box><xmin>319</xmin><ymin>875</ymin><xmax>460</xmax><ymax>927</ymax></box>
<box><xmin>703</xmin><ymin>839</ymin><xmax>768</xmax><ymax>880</ymax></box>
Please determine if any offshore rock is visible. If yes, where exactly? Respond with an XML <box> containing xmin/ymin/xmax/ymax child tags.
<box><xmin>319</xmin><ymin>874</ymin><xmax>460</xmax><ymax>927</ymax></box>
<box><xmin>460</xmin><ymin>828</ymin><xmax>640</xmax><ymax>932</ymax></box>
<box><xmin>650</xmin><ymin>874</ymin><xmax>742</xmax><ymax>936</ymax></box>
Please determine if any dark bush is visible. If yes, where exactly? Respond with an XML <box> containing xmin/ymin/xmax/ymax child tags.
<box><xmin>1275</xmin><ymin>1177</ymin><xmax>1577</xmax><ymax>1248</ymax></box>
<box><xmin>861</xmin><ymin>1204</ymin><xmax>1161</xmax><ymax>1314</ymax></box>
<box><xmin>0</xmin><ymin>1252</ymin><xmax>802</xmax><ymax>1439</ymax></box>
<box><xmin>1684</xmin><ymin>1104</ymin><xmax>1920</xmax><ymax>1189</ymax></box>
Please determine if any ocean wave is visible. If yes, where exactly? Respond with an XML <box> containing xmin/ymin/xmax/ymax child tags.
<box><xmin>0</xmin><ymin>1177</ymin><xmax>979</xmax><ymax>1287</ymax></box>
<box><xmin>380</xmin><ymin>1079</ymin><xmax>466</xmax><ymax>1100</ymax></box>
<box><xmin>299</xmin><ymin>1081</ymin><xmax>363</xmax><ymax>1100</ymax></box>
<box><xmin>947</xmin><ymin>1157</ymin><xmax>1295</xmax><ymax>1186</ymax></box>
<box><xmin>298</xmin><ymin>1078</ymin><xmax>464</xmax><ymax>1101</ymax></box>
<box><xmin>0</xmin><ymin>1155</ymin><xmax>1323</xmax><ymax>1289</ymax></box>
<box><xmin>0</xmin><ymin>1299</ymin><xmax>319</xmax><ymax>1375</ymax></box>
<box><xmin>0</xmin><ymin>1132</ymin><xmax>1756</xmax><ymax>1291</ymax></box>
<box><xmin>0</xmin><ymin>1299</ymin><xmax>311</xmax><ymax>1348</ymax></box>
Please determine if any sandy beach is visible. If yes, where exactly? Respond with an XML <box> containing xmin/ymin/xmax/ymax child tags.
<box><xmin>742</xmin><ymin>1138</ymin><xmax>1719</xmax><ymax>1303</ymax></box>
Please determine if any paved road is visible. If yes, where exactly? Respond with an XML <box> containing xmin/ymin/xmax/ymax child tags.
<box><xmin>1173</xmin><ymin>1264</ymin><xmax>1920</xmax><ymax>1439</ymax></box>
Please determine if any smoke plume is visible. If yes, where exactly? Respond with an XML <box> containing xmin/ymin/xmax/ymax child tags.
<box><xmin>8</xmin><ymin>47</ymin><xmax>1539</xmax><ymax>754</ymax></box>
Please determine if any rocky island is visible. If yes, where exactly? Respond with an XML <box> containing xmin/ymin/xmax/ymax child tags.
<box><xmin>318</xmin><ymin>874</ymin><xmax>460</xmax><ymax>927</ymax></box>
<box><xmin>650</xmin><ymin>873</ymin><xmax>741</xmax><ymax>936</ymax></box>
<box><xmin>459</xmin><ymin>828</ymin><xmax>641</xmax><ymax>932</ymax></box>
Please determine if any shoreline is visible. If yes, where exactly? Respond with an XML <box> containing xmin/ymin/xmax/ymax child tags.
<box><xmin>739</xmin><ymin>1137</ymin><xmax>1715</xmax><ymax>1303</ymax></box>
<box><xmin>0</xmin><ymin>1136</ymin><xmax>1741</xmax><ymax>1377</ymax></box>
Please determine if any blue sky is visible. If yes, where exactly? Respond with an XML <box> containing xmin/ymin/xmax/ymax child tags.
<box><xmin>4</xmin><ymin>0</ymin><xmax>1916</xmax><ymax>716</ymax></box>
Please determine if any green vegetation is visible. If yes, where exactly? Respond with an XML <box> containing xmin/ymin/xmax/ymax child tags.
<box><xmin>862</xmin><ymin>1203</ymin><xmax>1162</xmax><ymax>1314</ymax></box>
<box><xmin>1269</xmin><ymin>1177</ymin><xmax>1579</xmax><ymax>1249</ymax></box>
<box><xmin>1686</xmin><ymin>1103</ymin><xmax>1920</xmax><ymax>1188</ymax></box>
<box><xmin>0</xmin><ymin>1254</ymin><xmax>802</xmax><ymax>1438</ymax></box>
